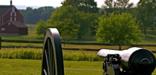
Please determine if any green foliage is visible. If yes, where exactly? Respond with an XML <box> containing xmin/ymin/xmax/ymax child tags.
<box><xmin>35</xmin><ymin>20</ymin><xmax>49</xmax><ymax>35</ymax></box>
<box><xmin>20</xmin><ymin>6</ymin><xmax>55</xmax><ymax>24</ymax></box>
<box><xmin>77</xmin><ymin>12</ymin><xmax>99</xmax><ymax>39</ymax></box>
<box><xmin>103</xmin><ymin>0</ymin><xmax>133</xmax><ymax>8</ymax></box>
<box><xmin>136</xmin><ymin>0</ymin><xmax>156</xmax><ymax>34</ymax></box>
<box><xmin>96</xmin><ymin>13</ymin><xmax>143</xmax><ymax>45</ymax></box>
<box><xmin>62</xmin><ymin>0</ymin><xmax>98</xmax><ymax>13</ymax></box>
<box><xmin>48</xmin><ymin>6</ymin><xmax>80</xmax><ymax>39</ymax></box>
<box><xmin>43</xmin><ymin>0</ymin><xmax>99</xmax><ymax>40</ymax></box>
<box><xmin>48</xmin><ymin>5</ymin><xmax>99</xmax><ymax>40</ymax></box>
<box><xmin>100</xmin><ymin>0</ymin><xmax>134</xmax><ymax>15</ymax></box>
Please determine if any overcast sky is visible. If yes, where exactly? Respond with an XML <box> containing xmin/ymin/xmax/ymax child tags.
<box><xmin>0</xmin><ymin>0</ymin><xmax>139</xmax><ymax>9</ymax></box>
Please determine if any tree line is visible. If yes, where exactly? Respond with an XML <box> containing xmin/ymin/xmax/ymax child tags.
<box><xmin>35</xmin><ymin>0</ymin><xmax>156</xmax><ymax>47</ymax></box>
<box><xmin>20</xmin><ymin>6</ymin><xmax>55</xmax><ymax>24</ymax></box>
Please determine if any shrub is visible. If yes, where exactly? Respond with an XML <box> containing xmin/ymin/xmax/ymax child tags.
<box><xmin>96</xmin><ymin>13</ymin><xmax>143</xmax><ymax>49</ymax></box>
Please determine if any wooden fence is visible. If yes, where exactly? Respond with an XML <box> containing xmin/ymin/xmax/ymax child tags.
<box><xmin>0</xmin><ymin>39</ymin><xmax>156</xmax><ymax>52</ymax></box>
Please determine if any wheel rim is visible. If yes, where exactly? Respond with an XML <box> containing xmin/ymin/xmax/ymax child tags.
<box><xmin>42</xmin><ymin>28</ymin><xmax>64</xmax><ymax>75</ymax></box>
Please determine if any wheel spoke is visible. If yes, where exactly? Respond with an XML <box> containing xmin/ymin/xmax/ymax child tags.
<box><xmin>45</xmin><ymin>49</ymin><xmax>50</xmax><ymax>75</ymax></box>
<box><xmin>43</xmin><ymin>69</ymin><xmax>48</xmax><ymax>75</ymax></box>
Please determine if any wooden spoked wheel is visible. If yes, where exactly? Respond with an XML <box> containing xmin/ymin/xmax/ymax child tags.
<box><xmin>42</xmin><ymin>28</ymin><xmax>64</xmax><ymax>75</ymax></box>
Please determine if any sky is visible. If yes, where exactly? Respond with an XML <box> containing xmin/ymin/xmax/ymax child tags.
<box><xmin>0</xmin><ymin>0</ymin><xmax>140</xmax><ymax>9</ymax></box>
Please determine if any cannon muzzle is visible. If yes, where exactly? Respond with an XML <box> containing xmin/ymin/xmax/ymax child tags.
<box><xmin>97</xmin><ymin>47</ymin><xmax>156</xmax><ymax>75</ymax></box>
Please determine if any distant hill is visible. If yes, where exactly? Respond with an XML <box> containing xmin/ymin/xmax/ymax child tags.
<box><xmin>20</xmin><ymin>6</ymin><xmax>55</xmax><ymax>24</ymax></box>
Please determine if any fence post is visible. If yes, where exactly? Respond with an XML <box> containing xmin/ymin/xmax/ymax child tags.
<box><xmin>0</xmin><ymin>36</ymin><xmax>1</xmax><ymax>49</ymax></box>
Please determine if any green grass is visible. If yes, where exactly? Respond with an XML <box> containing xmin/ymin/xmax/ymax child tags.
<box><xmin>64</xmin><ymin>61</ymin><xmax>103</xmax><ymax>75</ymax></box>
<box><xmin>0</xmin><ymin>59</ymin><xmax>155</xmax><ymax>75</ymax></box>
<box><xmin>0</xmin><ymin>48</ymin><xmax>155</xmax><ymax>61</ymax></box>
<box><xmin>0</xmin><ymin>48</ymin><xmax>42</xmax><ymax>60</ymax></box>
<box><xmin>0</xmin><ymin>59</ymin><xmax>103</xmax><ymax>75</ymax></box>
<box><xmin>0</xmin><ymin>59</ymin><xmax>41</xmax><ymax>75</ymax></box>
<box><xmin>63</xmin><ymin>50</ymin><xmax>102</xmax><ymax>61</ymax></box>
<box><xmin>0</xmin><ymin>48</ymin><xmax>102</xmax><ymax>61</ymax></box>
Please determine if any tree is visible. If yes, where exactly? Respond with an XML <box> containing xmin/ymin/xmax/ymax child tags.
<box><xmin>62</xmin><ymin>0</ymin><xmax>98</xmax><ymax>13</ymax></box>
<box><xmin>96</xmin><ymin>13</ymin><xmax>142</xmax><ymax>49</ymax></box>
<box><xmin>103</xmin><ymin>0</ymin><xmax>133</xmax><ymax>8</ymax></box>
<box><xmin>78</xmin><ymin>12</ymin><xmax>99</xmax><ymax>39</ymax></box>
<box><xmin>100</xmin><ymin>0</ymin><xmax>133</xmax><ymax>15</ymax></box>
<box><xmin>47</xmin><ymin>0</ymin><xmax>99</xmax><ymax>40</ymax></box>
<box><xmin>35</xmin><ymin>20</ymin><xmax>49</xmax><ymax>35</ymax></box>
<box><xmin>136</xmin><ymin>0</ymin><xmax>156</xmax><ymax>34</ymax></box>
<box><xmin>48</xmin><ymin>6</ymin><xmax>99</xmax><ymax>40</ymax></box>
<box><xmin>20</xmin><ymin>6</ymin><xmax>55</xmax><ymax>24</ymax></box>
<box><xmin>48</xmin><ymin>6</ymin><xmax>80</xmax><ymax>40</ymax></box>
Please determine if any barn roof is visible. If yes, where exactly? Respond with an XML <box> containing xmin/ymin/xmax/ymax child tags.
<box><xmin>0</xmin><ymin>5</ymin><xmax>12</xmax><ymax>15</ymax></box>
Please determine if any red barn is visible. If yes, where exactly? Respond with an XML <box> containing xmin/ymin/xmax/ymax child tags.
<box><xmin>0</xmin><ymin>4</ymin><xmax>27</xmax><ymax>35</ymax></box>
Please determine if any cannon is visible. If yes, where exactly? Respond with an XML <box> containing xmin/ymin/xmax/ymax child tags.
<box><xmin>42</xmin><ymin>28</ymin><xmax>156</xmax><ymax>75</ymax></box>
<box><xmin>97</xmin><ymin>47</ymin><xmax>156</xmax><ymax>75</ymax></box>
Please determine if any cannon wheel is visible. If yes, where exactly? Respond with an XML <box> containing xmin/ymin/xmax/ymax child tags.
<box><xmin>42</xmin><ymin>28</ymin><xmax>64</xmax><ymax>75</ymax></box>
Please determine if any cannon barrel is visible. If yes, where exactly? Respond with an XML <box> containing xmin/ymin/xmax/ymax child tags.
<box><xmin>97</xmin><ymin>47</ymin><xmax>156</xmax><ymax>75</ymax></box>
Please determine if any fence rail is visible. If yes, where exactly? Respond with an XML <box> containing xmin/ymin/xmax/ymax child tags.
<box><xmin>1</xmin><ymin>39</ymin><xmax>43</xmax><ymax>43</ymax></box>
<box><xmin>0</xmin><ymin>39</ymin><xmax>156</xmax><ymax>53</ymax></box>
<box><xmin>1</xmin><ymin>39</ymin><xmax>156</xmax><ymax>46</ymax></box>
<box><xmin>1</xmin><ymin>45</ymin><xmax>156</xmax><ymax>53</ymax></box>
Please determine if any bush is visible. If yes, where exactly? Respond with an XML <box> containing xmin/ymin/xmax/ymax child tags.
<box><xmin>35</xmin><ymin>20</ymin><xmax>49</xmax><ymax>35</ymax></box>
<box><xmin>96</xmin><ymin>13</ymin><xmax>143</xmax><ymax>46</ymax></box>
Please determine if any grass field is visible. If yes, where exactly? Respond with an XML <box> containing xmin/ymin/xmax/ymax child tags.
<box><xmin>0</xmin><ymin>59</ymin><xmax>155</xmax><ymax>75</ymax></box>
<box><xmin>0</xmin><ymin>48</ymin><xmax>42</xmax><ymax>60</ymax></box>
<box><xmin>0</xmin><ymin>48</ymin><xmax>102</xmax><ymax>61</ymax></box>
<box><xmin>0</xmin><ymin>48</ymin><xmax>156</xmax><ymax>61</ymax></box>
<box><xmin>0</xmin><ymin>59</ymin><xmax>41</xmax><ymax>75</ymax></box>
<box><xmin>0</xmin><ymin>59</ymin><xmax>103</xmax><ymax>75</ymax></box>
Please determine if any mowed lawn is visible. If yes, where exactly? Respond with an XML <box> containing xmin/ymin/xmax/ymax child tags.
<box><xmin>0</xmin><ymin>59</ymin><xmax>103</xmax><ymax>75</ymax></box>
<box><xmin>0</xmin><ymin>59</ymin><xmax>156</xmax><ymax>75</ymax></box>
<box><xmin>0</xmin><ymin>59</ymin><xmax>41</xmax><ymax>75</ymax></box>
